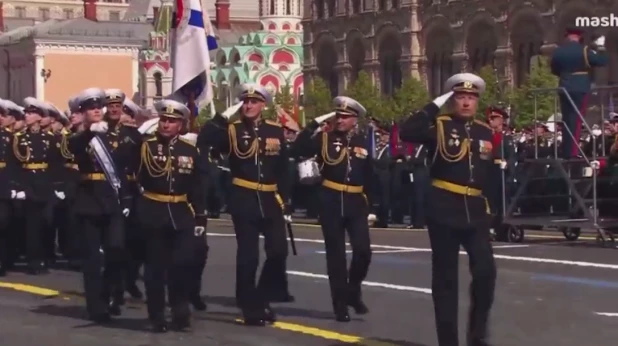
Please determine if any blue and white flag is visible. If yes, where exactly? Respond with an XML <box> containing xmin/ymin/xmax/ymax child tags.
<box><xmin>171</xmin><ymin>0</ymin><xmax>215</xmax><ymax>109</ymax></box>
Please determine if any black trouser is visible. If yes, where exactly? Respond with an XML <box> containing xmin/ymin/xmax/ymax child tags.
<box><xmin>189</xmin><ymin>235</ymin><xmax>209</xmax><ymax>300</ymax></box>
<box><xmin>409</xmin><ymin>166</ymin><xmax>429</xmax><ymax>228</ymax></box>
<box><xmin>51</xmin><ymin>198</ymin><xmax>78</xmax><ymax>260</ymax></box>
<box><xmin>143</xmin><ymin>224</ymin><xmax>197</xmax><ymax>322</ymax></box>
<box><xmin>0</xmin><ymin>201</ymin><xmax>11</xmax><ymax>268</ymax></box>
<box><xmin>24</xmin><ymin>200</ymin><xmax>51</xmax><ymax>264</ymax></box>
<box><xmin>124</xmin><ymin>214</ymin><xmax>145</xmax><ymax>294</ymax></box>
<box><xmin>320</xmin><ymin>212</ymin><xmax>372</xmax><ymax>307</ymax></box>
<box><xmin>559</xmin><ymin>91</ymin><xmax>589</xmax><ymax>159</ymax></box>
<box><xmin>231</xmin><ymin>214</ymin><xmax>288</xmax><ymax>314</ymax></box>
<box><xmin>78</xmin><ymin>213</ymin><xmax>125</xmax><ymax>317</ymax></box>
<box><xmin>427</xmin><ymin>222</ymin><xmax>496</xmax><ymax>346</ymax></box>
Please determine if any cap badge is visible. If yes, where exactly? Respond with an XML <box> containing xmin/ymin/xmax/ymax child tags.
<box><xmin>166</xmin><ymin>104</ymin><xmax>175</xmax><ymax>114</ymax></box>
<box><xmin>248</xmin><ymin>86</ymin><xmax>255</xmax><ymax>95</ymax></box>
<box><xmin>341</xmin><ymin>99</ymin><xmax>348</xmax><ymax>110</ymax></box>
<box><xmin>463</xmin><ymin>81</ymin><xmax>473</xmax><ymax>89</ymax></box>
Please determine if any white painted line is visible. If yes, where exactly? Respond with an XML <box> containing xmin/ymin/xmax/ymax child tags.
<box><xmin>595</xmin><ymin>312</ymin><xmax>618</xmax><ymax>317</ymax></box>
<box><xmin>492</xmin><ymin>245</ymin><xmax>530</xmax><ymax>249</ymax></box>
<box><xmin>286</xmin><ymin>270</ymin><xmax>432</xmax><ymax>294</ymax></box>
<box><xmin>207</xmin><ymin>232</ymin><xmax>618</xmax><ymax>270</ymax></box>
<box><xmin>314</xmin><ymin>249</ymin><xmax>419</xmax><ymax>254</ymax></box>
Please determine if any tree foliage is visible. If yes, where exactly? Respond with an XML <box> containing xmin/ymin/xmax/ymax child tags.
<box><xmin>477</xmin><ymin>65</ymin><xmax>504</xmax><ymax>116</ymax></box>
<box><xmin>303</xmin><ymin>77</ymin><xmax>332</xmax><ymax>120</ymax></box>
<box><xmin>345</xmin><ymin>71</ymin><xmax>381</xmax><ymax>119</ymax></box>
<box><xmin>511</xmin><ymin>56</ymin><xmax>559</xmax><ymax>128</ymax></box>
<box><xmin>393</xmin><ymin>77</ymin><xmax>430</xmax><ymax>118</ymax></box>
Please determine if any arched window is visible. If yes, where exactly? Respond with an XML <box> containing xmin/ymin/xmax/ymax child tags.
<box><xmin>154</xmin><ymin>72</ymin><xmax>163</xmax><ymax>97</ymax></box>
<box><xmin>286</xmin><ymin>0</ymin><xmax>291</xmax><ymax>15</ymax></box>
<box><xmin>270</xmin><ymin>0</ymin><xmax>275</xmax><ymax>14</ymax></box>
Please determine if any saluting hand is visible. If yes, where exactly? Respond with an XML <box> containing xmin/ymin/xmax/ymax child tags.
<box><xmin>89</xmin><ymin>121</ymin><xmax>108</xmax><ymax>133</ymax></box>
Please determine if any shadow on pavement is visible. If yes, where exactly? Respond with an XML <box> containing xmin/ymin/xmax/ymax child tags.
<box><xmin>30</xmin><ymin>304</ymin><xmax>149</xmax><ymax>332</ymax></box>
<box><xmin>204</xmin><ymin>295</ymin><xmax>335</xmax><ymax>320</ymax></box>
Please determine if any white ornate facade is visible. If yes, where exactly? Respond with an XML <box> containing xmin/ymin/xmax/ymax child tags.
<box><xmin>212</xmin><ymin>0</ymin><xmax>304</xmax><ymax>106</ymax></box>
<box><xmin>2</xmin><ymin>0</ymin><xmax>130</xmax><ymax>22</ymax></box>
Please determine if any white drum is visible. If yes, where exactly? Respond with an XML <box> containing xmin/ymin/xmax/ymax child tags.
<box><xmin>297</xmin><ymin>158</ymin><xmax>321</xmax><ymax>184</ymax></box>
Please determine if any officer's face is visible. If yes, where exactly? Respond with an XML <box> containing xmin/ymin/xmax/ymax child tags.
<box><xmin>51</xmin><ymin>121</ymin><xmax>63</xmax><ymax>132</ymax></box>
<box><xmin>335</xmin><ymin>113</ymin><xmax>357</xmax><ymax>132</ymax></box>
<box><xmin>0</xmin><ymin>114</ymin><xmax>14</xmax><ymax>127</ymax></box>
<box><xmin>40</xmin><ymin>114</ymin><xmax>53</xmax><ymax>127</ymax></box>
<box><xmin>84</xmin><ymin>106</ymin><xmax>104</xmax><ymax>123</ymax></box>
<box><xmin>14</xmin><ymin>120</ymin><xmax>24</xmax><ymax>130</ymax></box>
<box><xmin>158</xmin><ymin>116</ymin><xmax>183</xmax><ymax>137</ymax></box>
<box><xmin>284</xmin><ymin>128</ymin><xmax>297</xmax><ymax>141</ymax></box>
<box><xmin>106</xmin><ymin>102</ymin><xmax>123</xmax><ymax>119</ymax></box>
<box><xmin>452</xmin><ymin>93</ymin><xmax>478</xmax><ymax>118</ymax></box>
<box><xmin>70</xmin><ymin>112</ymin><xmax>83</xmax><ymax>126</ymax></box>
<box><xmin>242</xmin><ymin>98</ymin><xmax>265</xmax><ymax>119</ymax></box>
<box><xmin>489</xmin><ymin>116</ymin><xmax>504</xmax><ymax>129</ymax></box>
<box><xmin>24</xmin><ymin>111</ymin><xmax>42</xmax><ymax>125</ymax></box>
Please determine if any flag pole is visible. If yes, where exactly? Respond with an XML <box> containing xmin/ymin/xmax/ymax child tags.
<box><xmin>188</xmin><ymin>91</ymin><xmax>197</xmax><ymax>133</ymax></box>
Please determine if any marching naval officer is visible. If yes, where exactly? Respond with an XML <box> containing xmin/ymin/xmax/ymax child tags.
<box><xmin>399</xmin><ymin>73</ymin><xmax>497</xmax><ymax>346</ymax></box>
<box><xmin>68</xmin><ymin>88</ymin><xmax>132</xmax><ymax>323</ymax></box>
<box><xmin>199</xmin><ymin>83</ymin><xmax>292</xmax><ymax>326</ymax></box>
<box><xmin>291</xmin><ymin>96</ymin><xmax>376</xmax><ymax>322</ymax></box>
<box><xmin>11</xmin><ymin>97</ymin><xmax>65</xmax><ymax>274</ymax></box>
<box><xmin>135</xmin><ymin>99</ymin><xmax>210</xmax><ymax>332</ymax></box>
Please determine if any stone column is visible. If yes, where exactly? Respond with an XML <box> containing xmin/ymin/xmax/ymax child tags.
<box><xmin>451</xmin><ymin>52</ymin><xmax>468</xmax><ymax>73</ymax></box>
<box><xmin>399</xmin><ymin>56</ymin><xmax>412</xmax><ymax>79</ymax></box>
<box><xmin>34</xmin><ymin>52</ymin><xmax>45</xmax><ymax>100</ymax></box>
<box><xmin>363</xmin><ymin>59</ymin><xmax>381</xmax><ymax>91</ymax></box>
<box><xmin>335</xmin><ymin>62</ymin><xmax>351</xmax><ymax>91</ymax></box>
<box><xmin>494</xmin><ymin>46</ymin><xmax>513</xmax><ymax>87</ymax></box>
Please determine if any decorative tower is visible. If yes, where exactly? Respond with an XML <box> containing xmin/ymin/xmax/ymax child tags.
<box><xmin>259</xmin><ymin>0</ymin><xmax>303</xmax><ymax>33</ymax></box>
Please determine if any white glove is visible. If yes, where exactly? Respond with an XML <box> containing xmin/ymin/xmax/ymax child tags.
<box><xmin>314</xmin><ymin>112</ymin><xmax>336</xmax><ymax>124</ymax></box>
<box><xmin>368</xmin><ymin>214</ymin><xmax>377</xmax><ymax>222</ymax></box>
<box><xmin>15</xmin><ymin>191</ymin><xmax>25</xmax><ymax>200</ymax></box>
<box><xmin>284</xmin><ymin>215</ymin><xmax>292</xmax><ymax>223</ymax></box>
<box><xmin>432</xmin><ymin>91</ymin><xmax>454</xmax><ymax>108</ymax></box>
<box><xmin>590</xmin><ymin>160</ymin><xmax>601</xmax><ymax>170</ymax></box>
<box><xmin>499</xmin><ymin>161</ymin><xmax>507</xmax><ymax>170</ymax></box>
<box><xmin>595</xmin><ymin>35</ymin><xmax>605</xmax><ymax>47</ymax></box>
<box><xmin>194</xmin><ymin>226</ymin><xmax>206</xmax><ymax>236</ymax></box>
<box><xmin>54</xmin><ymin>191</ymin><xmax>65</xmax><ymax>200</ymax></box>
<box><xmin>89</xmin><ymin>121</ymin><xmax>108</xmax><ymax>133</ymax></box>
<box><xmin>519</xmin><ymin>136</ymin><xmax>526</xmax><ymax>143</ymax></box>
<box><xmin>221</xmin><ymin>101</ymin><xmax>243</xmax><ymax>119</ymax></box>
<box><xmin>10</xmin><ymin>190</ymin><xmax>16</xmax><ymax>199</ymax></box>
<box><xmin>122</xmin><ymin>208</ymin><xmax>130</xmax><ymax>217</ymax></box>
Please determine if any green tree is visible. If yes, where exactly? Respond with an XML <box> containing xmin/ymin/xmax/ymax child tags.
<box><xmin>304</xmin><ymin>77</ymin><xmax>332</xmax><ymax>120</ymax></box>
<box><xmin>274</xmin><ymin>84</ymin><xmax>295</xmax><ymax>113</ymax></box>
<box><xmin>477</xmin><ymin>65</ymin><xmax>503</xmax><ymax>115</ymax></box>
<box><xmin>512</xmin><ymin>56</ymin><xmax>558</xmax><ymax>128</ymax></box>
<box><xmin>345</xmin><ymin>71</ymin><xmax>382</xmax><ymax>119</ymax></box>
<box><xmin>393</xmin><ymin>77</ymin><xmax>430</xmax><ymax>119</ymax></box>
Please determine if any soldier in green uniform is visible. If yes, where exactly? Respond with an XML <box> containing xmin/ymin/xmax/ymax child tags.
<box><xmin>551</xmin><ymin>28</ymin><xmax>608</xmax><ymax>158</ymax></box>
<box><xmin>199</xmin><ymin>83</ymin><xmax>292</xmax><ymax>326</ymax></box>
<box><xmin>485</xmin><ymin>106</ymin><xmax>516</xmax><ymax>239</ymax></box>
<box><xmin>135</xmin><ymin>99</ymin><xmax>210</xmax><ymax>332</ymax></box>
<box><xmin>292</xmin><ymin>96</ymin><xmax>376</xmax><ymax>322</ymax></box>
<box><xmin>399</xmin><ymin>73</ymin><xmax>496</xmax><ymax>346</ymax></box>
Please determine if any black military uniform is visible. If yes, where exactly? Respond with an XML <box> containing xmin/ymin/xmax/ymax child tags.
<box><xmin>199</xmin><ymin>83</ymin><xmax>290</xmax><ymax>326</ymax></box>
<box><xmin>0</xmin><ymin>101</ymin><xmax>21</xmax><ymax>276</ymax></box>
<box><xmin>10</xmin><ymin>97</ymin><xmax>65</xmax><ymax>274</ymax></box>
<box><xmin>408</xmin><ymin>142</ymin><xmax>429</xmax><ymax>228</ymax></box>
<box><xmin>135</xmin><ymin>99</ymin><xmax>209</xmax><ymax>332</ymax></box>
<box><xmin>399</xmin><ymin>74</ymin><xmax>497</xmax><ymax>346</ymax></box>
<box><xmin>67</xmin><ymin>88</ymin><xmax>131</xmax><ymax>323</ymax></box>
<box><xmin>104</xmin><ymin>90</ymin><xmax>144</xmax><ymax>305</ymax></box>
<box><xmin>292</xmin><ymin>96</ymin><xmax>374</xmax><ymax>322</ymax></box>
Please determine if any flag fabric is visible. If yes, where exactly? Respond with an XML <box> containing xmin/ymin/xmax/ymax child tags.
<box><xmin>203</xmin><ymin>5</ymin><xmax>218</xmax><ymax>50</ymax></box>
<box><xmin>171</xmin><ymin>0</ymin><xmax>215</xmax><ymax>110</ymax></box>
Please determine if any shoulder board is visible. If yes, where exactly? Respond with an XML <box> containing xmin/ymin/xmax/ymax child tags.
<box><xmin>265</xmin><ymin>119</ymin><xmax>282</xmax><ymax>127</ymax></box>
<box><xmin>122</xmin><ymin>123</ymin><xmax>138</xmax><ymax>128</ymax></box>
<box><xmin>145</xmin><ymin>136</ymin><xmax>157</xmax><ymax>142</ymax></box>
<box><xmin>232</xmin><ymin>120</ymin><xmax>241</xmax><ymax>124</ymax></box>
<box><xmin>473</xmin><ymin>119</ymin><xmax>492</xmax><ymax>130</ymax></box>
<box><xmin>436</xmin><ymin>115</ymin><xmax>451</xmax><ymax>121</ymax></box>
<box><xmin>14</xmin><ymin>131</ymin><xmax>23</xmax><ymax>136</ymax></box>
<box><xmin>4</xmin><ymin>127</ymin><xmax>12</xmax><ymax>133</ymax></box>
<box><xmin>178</xmin><ymin>137</ymin><xmax>196</xmax><ymax>147</ymax></box>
